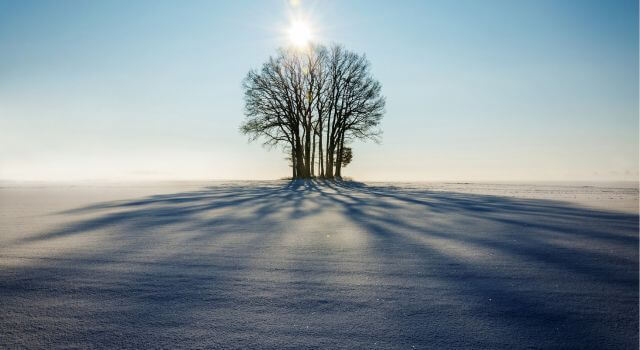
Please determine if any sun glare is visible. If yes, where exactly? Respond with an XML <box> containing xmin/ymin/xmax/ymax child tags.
<box><xmin>288</xmin><ymin>19</ymin><xmax>312</xmax><ymax>47</ymax></box>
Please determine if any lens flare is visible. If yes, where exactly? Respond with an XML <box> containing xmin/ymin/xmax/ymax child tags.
<box><xmin>288</xmin><ymin>19</ymin><xmax>312</xmax><ymax>47</ymax></box>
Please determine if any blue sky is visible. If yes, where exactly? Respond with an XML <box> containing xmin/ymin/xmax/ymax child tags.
<box><xmin>0</xmin><ymin>0</ymin><xmax>637</xmax><ymax>181</ymax></box>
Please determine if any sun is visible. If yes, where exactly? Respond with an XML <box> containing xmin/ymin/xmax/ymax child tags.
<box><xmin>288</xmin><ymin>19</ymin><xmax>312</xmax><ymax>47</ymax></box>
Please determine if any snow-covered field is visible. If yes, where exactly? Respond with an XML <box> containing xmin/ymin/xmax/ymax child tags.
<box><xmin>1</xmin><ymin>181</ymin><xmax>638</xmax><ymax>349</ymax></box>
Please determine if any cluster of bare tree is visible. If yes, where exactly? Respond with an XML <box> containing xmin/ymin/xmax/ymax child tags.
<box><xmin>241</xmin><ymin>44</ymin><xmax>385</xmax><ymax>179</ymax></box>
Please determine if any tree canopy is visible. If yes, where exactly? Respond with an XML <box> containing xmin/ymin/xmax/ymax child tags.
<box><xmin>241</xmin><ymin>44</ymin><xmax>385</xmax><ymax>179</ymax></box>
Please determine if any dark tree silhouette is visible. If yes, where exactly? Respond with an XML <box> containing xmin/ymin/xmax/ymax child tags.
<box><xmin>241</xmin><ymin>44</ymin><xmax>385</xmax><ymax>179</ymax></box>
<box><xmin>340</xmin><ymin>147</ymin><xmax>352</xmax><ymax>168</ymax></box>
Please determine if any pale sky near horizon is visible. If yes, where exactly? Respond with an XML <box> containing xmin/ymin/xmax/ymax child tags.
<box><xmin>1</xmin><ymin>0</ymin><xmax>638</xmax><ymax>182</ymax></box>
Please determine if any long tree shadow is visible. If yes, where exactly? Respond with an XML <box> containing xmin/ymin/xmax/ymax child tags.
<box><xmin>309</xmin><ymin>180</ymin><xmax>638</xmax><ymax>347</ymax></box>
<box><xmin>0</xmin><ymin>180</ymin><xmax>637</xmax><ymax>348</ymax></box>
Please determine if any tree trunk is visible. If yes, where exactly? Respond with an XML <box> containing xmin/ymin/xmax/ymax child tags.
<box><xmin>291</xmin><ymin>145</ymin><xmax>297</xmax><ymax>178</ymax></box>
<box><xmin>296</xmin><ymin>146</ymin><xmax>306</xmax><ymax>177</ymax></box>
<box><xmin>326</xmin><ymin>142</ymin><xmax>334</xmax><ymax>178</ymax></box>
<box><xmin>326</xmin><ymin>132</ymin><xmax>335</xmax><ymax>178</ymax></box>
<box><xmin>325</xmin><ymin>115</ymin><xmax>333</xmax><ymax>178</ymax></box>
<box><xmin>318</xmin><ymin>125</ymin><xmax>324</xmax><ymax>177</ymax></box>
<box><xmin>294</xmin><ymin>132</ymin><xmax>306</xmax><ymax>178</ymax></box>
<box><xmin>335</xmin><ymin>131</ymin><xmax>346</xmax><ymax>178</ymax></box>
<box><xmin>304</xmin><ymin>116</ymin><xmax>312</xmax><ymax>178</ymax></box>
<box><xmin>311</xmin><ymin>131</ymin><xmax>316</xmax><ymax>177</ymax></box>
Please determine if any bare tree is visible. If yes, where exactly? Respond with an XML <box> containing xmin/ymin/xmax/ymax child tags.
<box><xmin>241</xmin><ymin>44</ymin><xmax>384</xmax><ymax>179</ymax></box>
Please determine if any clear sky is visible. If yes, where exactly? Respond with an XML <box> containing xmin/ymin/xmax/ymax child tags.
<box><xmin>1</xmin><ymin>0</ymin><xmax>637</xmax><ymax>182</ymax></box>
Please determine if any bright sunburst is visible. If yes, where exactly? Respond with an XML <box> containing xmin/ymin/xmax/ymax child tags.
<box><xmin>287</xmin><ymin>19</ymin><xmax>312</xmax><ymax>47</ymax></box>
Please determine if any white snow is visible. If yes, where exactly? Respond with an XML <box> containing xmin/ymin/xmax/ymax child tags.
<box><xmin>0</xmin><ymin>181</ymin><xmax>637</xmax><ymax>348</ymax></box>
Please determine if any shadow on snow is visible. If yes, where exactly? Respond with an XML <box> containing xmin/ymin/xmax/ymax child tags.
<box><xmin>1</xmin><ymin>180</ymin><xmax>638</xmax><ymax>348</ymax></box>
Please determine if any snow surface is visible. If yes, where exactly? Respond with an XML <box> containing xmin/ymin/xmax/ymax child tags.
<box><xmin>0</xmin><ymin>181</ymin><xmax>638</xmax><ymax>349</ymax></box>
